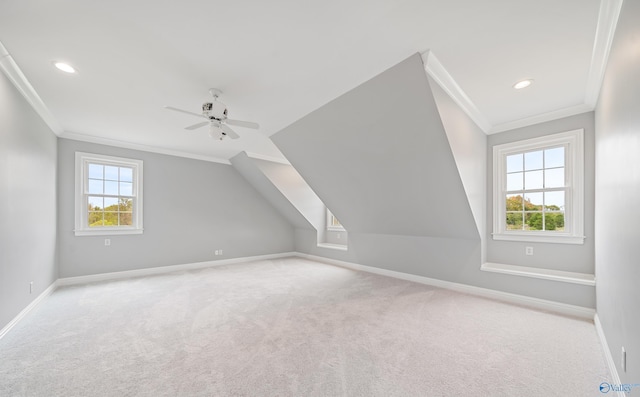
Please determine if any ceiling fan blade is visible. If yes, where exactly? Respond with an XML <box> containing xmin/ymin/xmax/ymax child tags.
<box><xmin>164</xmin><ymin>106</ymin><xmax>205</xmax><ymax>119</ymax></box>
<box><xmin>185</xmin><ymin>121</ymin><xmax>209</xmax><ymax>130</ymax></box>
<box><xmin>220</xmin><ymin>124</ymin><xmax>240</xmax><ymax>139</ymax></box>
<box><xmin>225</xmin><ymin>119</ymin><xmax>259</xmax><ymax>129</ymax></box>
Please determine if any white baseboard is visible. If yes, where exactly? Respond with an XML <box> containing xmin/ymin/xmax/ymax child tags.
<box><xmin>0</xmin><ymin>252</ymin><xmax>295</xmax><ymax>340</ymax></box>
<box><xmin>295</xmin><ymin>252</ymin><xmax>596</xmax><ymax>320</ymax></box>
<box><xmin>1</xmin><ymin>251</ymin><xmax>595</xmax><ymax>344</ymax></box>
<box><xmin>594</xmin><ymin>314</ymin><xmax>625</xmax><ymax>397</ymax></box>
<box><xmin>0</xmin><ymin>282</ymin><xmax>57</xmax><ymax>340</ymax></box>
<box><xmin>57</xmin><ymin>252</ymin><xmax>297</xmax><ymax>286</ymax></box>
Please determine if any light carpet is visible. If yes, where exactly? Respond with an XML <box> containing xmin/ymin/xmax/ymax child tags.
<box><xmin>0</xmin><ymin>257</ymin><xmax>610</xmax><ymax>396</ymax></box>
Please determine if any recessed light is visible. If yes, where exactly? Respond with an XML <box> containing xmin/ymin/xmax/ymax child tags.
<box><xmin>53</xmin><ymin>61</ymin><xmax>77</xmax><ymax>74</ymax></box>
<box><xmin>513</xmin><ymin>79</ymin><xmax>533</xmax><ymax>89</ymax></box>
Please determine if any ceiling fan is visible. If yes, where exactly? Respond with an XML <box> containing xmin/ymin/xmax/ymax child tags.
<box><xmin>165</xmin><ymin>88</ymin><xmax>259</xmax><ymax>140</ymax></box>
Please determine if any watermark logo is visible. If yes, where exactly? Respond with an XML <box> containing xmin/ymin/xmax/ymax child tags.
<box><xmin>599</xmin><ymin>382</ymin><xmax>640</xmax><ymax>394</ymax></box>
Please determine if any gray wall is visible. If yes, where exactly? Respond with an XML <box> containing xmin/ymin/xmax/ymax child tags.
<box><xmin>232</xmin><ymin>152</ymin><xmax>348</xmax><ymax>246</ymax></box>
<box><xmin>271</xmin><ymin>53</ymin><xmax>594</xmax><ymax>308</ymax></box>
<box><xmin>58</xmin><ymin>139</ymin><xmax>294</xmax><ymax>278</ymax></box>
<box><xmin>594</xmin><ymin>0</ymin><xmax>640</xmax><ymax>383</ymax></box>
<box><xmin>273</xmin><ymin>53</ymin><xmax>478</xmax><ymax>240</ymax></box>
<box><xmin>0</xmin><ymin>71</ymin><xmax>58</xmax><ymax>330</ymax></box>
<box><xmin>249</xmin><ymin>156</ymin><xmax>327</xmax><ymax>243</ymax></box>
<box><xmin>429</xmin><ymin>75</ymin><xmax>487</xmax><ymax>258</ymax></box>
<box><xmin>486</xmin><ymin>112</ymin><xmax>596</xmax><ymax>275</ymax></box>
<box><xmin>231</xmin><ymin>152</ymin><xmax>312</xmax><ymax>230</ymax></box>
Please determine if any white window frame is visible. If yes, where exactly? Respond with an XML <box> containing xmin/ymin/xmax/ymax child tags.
<box><xmin>75</xmin><ymin>152</ymin><xmax>144</xmax><ymax>236</ymax></box>
<box><xmin>326</xmin><ymin>209</ymin><xmax>345</xmax><ymax>231</ymax></box>
<box><xmin>492</xmin><ymin>129</ymin><xmax>584</xmax><ymax>245</ymax></box>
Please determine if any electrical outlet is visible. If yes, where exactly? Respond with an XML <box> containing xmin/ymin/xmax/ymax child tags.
<box><xmin>622</xmin><ymin>347</ymin><xmax>626</xmax><ymax>372</ymax></box>
<box><xmin>337</xmin><ymin>233</ymin><xmax>341</xmax><ymax>239</ymax></box>
<box><xmin>215</xmin><ymin>250</ymin><xmax>223</xmax><ymax>256</ymax></box>
<box><xmin>525</xmin><ymin>246</ymin><xmax>533</xmax><ymax>256</ymax></box>
<box><xmin>105</xmin><ymin>239</ymin><xmax>111</xmax><ymax>246</ymax></box>
<box><xmin>29</xmin><ymin>281</ymin><xmax>33</xmax><ymax>294</ymax></box>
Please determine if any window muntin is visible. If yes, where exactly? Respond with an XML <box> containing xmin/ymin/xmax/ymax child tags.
<box><xmin>492</xmin><ymin>129</ymin><xmax>584</xmax><ymax>244</ymax></box>
<box><xmin>75</xmin><ymin>152</ymin><xmax>143</xmax><ymax>236</ymax></box>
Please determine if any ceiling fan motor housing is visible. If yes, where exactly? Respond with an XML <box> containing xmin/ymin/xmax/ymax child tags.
<box><xmin>202</xmin><ymin>101</ymin><xmax>228</xmax><ymax>120</ymax></box>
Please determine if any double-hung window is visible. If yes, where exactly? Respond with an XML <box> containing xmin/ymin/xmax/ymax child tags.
<box><xmin>75</xmin><ymin>152</ymin><xmax>143</xmax><ymax>236</ymax></box>
<box><xmin>492</xmin><ymin>129</ymin><xmax>584</xmax><ymax>244</ymax></box>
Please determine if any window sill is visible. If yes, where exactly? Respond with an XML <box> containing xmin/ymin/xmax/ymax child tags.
<box><xmin>74</xmin><ymin>228</ymin><xmax>143</xmax><ymax>237</ymax></box>
<box><xmin>481</xmin><ymin>262</ymin><xmax>595</xmax><ymax>286</ymax></box>
<box><xmin>317</xmin><ymin>243</ymin><xmax>348</xmax><ymax>251</ymax></box>
<box><xmin>492</xmin><ymin>232</ymin><xmax>584</xmax><ymax>245</ymax></box>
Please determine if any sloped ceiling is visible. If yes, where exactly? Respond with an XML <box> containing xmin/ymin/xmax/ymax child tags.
<box><xmin>0</xmin><ymin>0</ymin><xmax>621</xmax><ymax>163</ymax></box>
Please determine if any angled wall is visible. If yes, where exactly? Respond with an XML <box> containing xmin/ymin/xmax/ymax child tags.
<box><xmin>231</xmin><ymin>152</ymin><xmax>313</xmax><ymax>231</ymax></box>
<box><xmin>429</xmin><ymin>75</ymin><xmax>487</xmax><ymax>257</ymax></box>
<box><xmin>273</xmin><ymin>53</ymin><xmax>478</xmax><ymax>240</ymax></box>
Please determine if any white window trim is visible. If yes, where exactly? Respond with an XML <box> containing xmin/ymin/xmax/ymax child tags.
<box><xmin>75</xmin><ymin>152</ymin><xmax>144</xmax><ymax>236</ymax></box>
<box><xmin>326</xmin><ymin>209</ymin><xmax>345</xmax><ymax>231</ymax></box>
<box><xmin>492</xmin><ymin>129</ymin><xmax>584</xmax><ymax>245</ymax></box>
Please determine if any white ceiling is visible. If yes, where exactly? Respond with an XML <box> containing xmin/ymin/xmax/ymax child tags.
<box><xmin>0</xmin><ymin>0</ymin><xmax>619</xmax><ymax>163</ymax></box>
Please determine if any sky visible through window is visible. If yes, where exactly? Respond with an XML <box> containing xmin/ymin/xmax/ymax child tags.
<box><xmin>506</xmin><ymin>146</ymin><xmax>564</xmax><ymax>207</ymax></box>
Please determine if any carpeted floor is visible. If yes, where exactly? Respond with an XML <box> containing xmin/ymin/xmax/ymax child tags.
<box><xmin>0</xmin><ymin>257</ymin><xmax>610</xmax><ymax>396</ymax></box>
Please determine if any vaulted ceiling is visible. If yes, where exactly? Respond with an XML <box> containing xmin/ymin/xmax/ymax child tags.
<box><xmin>0</xmin><ymin>0</ymin><xmax>620</xmax><ymax>163</ymax></box>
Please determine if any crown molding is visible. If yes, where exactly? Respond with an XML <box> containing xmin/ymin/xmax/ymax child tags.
<box><xmin>585</xmin><ymin>0</ymin><xmax>624</xmax><ymax>107</ymax></box>
<box><xmin>0</xmin><ymin>40</ymin><xmax>64</xmax><ymax>135</ymax></box>
<box><xmin>422</xmin><ymin>50</ymin><xmax>492</xmax><ymax>133</ymax></box>
<box><xmin>423</xmin><ymin>0</ymin><xmax>622</xmax><ymax>135</ymax></box>
<box><xmin>60</xmin><ymin>131</ymin><xmax>231</xmax><ymax>165</ymax></box>
<box><xmin>489</xmin><ymin>103</ymin><xmax>593</xmax><ymax>134</ymax></box>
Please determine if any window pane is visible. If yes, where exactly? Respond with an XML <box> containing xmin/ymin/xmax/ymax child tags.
<box><xmin>119</xmin><ymin>212</ymin><xmax>133</xmax><ymax>226</ymax></box>
<box><xmin>525</xmin><ymin>212</ymin><xmax>544</xmax><ymax>230</ymax></box>
<box><xmin>545</xmin><ymin>168</ymin><xmax>565</xmax><ymax>188</ymax></box>
<box><xmin>88</xmin><ymin>164</ymin><xmax>103</xmax><ymax>179</ymax></box>
<box><xmin>506</xmin><ymin>212</ymin><xmax>524</xmax><ymax>230</ymax></box>
<box><xmin>524</xmin><ymin>192</ymin><xmax>543</xmax><ymax>210</ymax></box>
<box><xmin>120</xmin><ymin>167</ymin><xmax>133</xmax><ymax>182</ymax></box>
<box><xmin>120</xmin><ymin>182</ymin><xmax>133</xmax><ymax>196</ymax></box>
<box><xmin>88</xmin><ymin>179</ymin><xmax>103</xmax><ymax>194</ymax></box>
<box><xmin>506</xmin><ymin>154</ymin><xmax>523</xmax><ymax>173</ymax></box>
<box><xmin>104</xmin><ymin>166</ymin><xmax>119</xmax><ymax>181</ymax></box>
<box><xmin>506</xmin><ymin>172</ymin><xmax>523</xmax><ymax>191</ymax></box>
<box><xmin>105</xmin><ymin>181</ymin><xmax>119</xmax><ymax>195</ymax></box>
<box><xmin>545</xmin><ymin>147</ymin><xmax>564</xmax><ymax>168</ymax></box>
<box><xmin>524</xmin><ymin>170</ymin><xmax>543</xmax><ymax>190</ymax></box>
<box><xmin>546</xmin><ymin>213</ymin><xmax>565</xmax><ymax>231</ymax></box>
<box><xmin>119</xmin><ymin>198</ymin><xmax>133</xmax><ymax>211</ymax></box>
<box><xmin>88</xmin><ymin>212</ymin><xmax>104</xmax><ymax>227</ymax></box>
<box><xmin>104</xmin><ymin>197</ymin><xmax>118</xmax><ymax>209</ymax></box>
<box><xmin>524</xmin><ymin>150</ymin><xmax>543</xmax><ymax>171</ymax></box>
<box><xmin>545</xmin><ymin>191</ymin><xmax>565</xmax><ymax>211</ymax></box>
<box><xmin>88</xmin><ymin>196</ymin><xmax>103</xmax><ymax>210</ymax></box>
<box><xmin>506</xmin><ymin>194</ymin><xmax>523</xmax><ymax>211</ymax></box>
<box><xmin>103</xmin><ymin>211</ymin><xmax>118</xmax><ymax>226</ymax></box>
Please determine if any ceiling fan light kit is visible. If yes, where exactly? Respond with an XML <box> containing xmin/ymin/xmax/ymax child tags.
<box><xmin>165</xmin><ymin>88</ymin><xmax>259</xmax><ymax>141</ymax></box>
